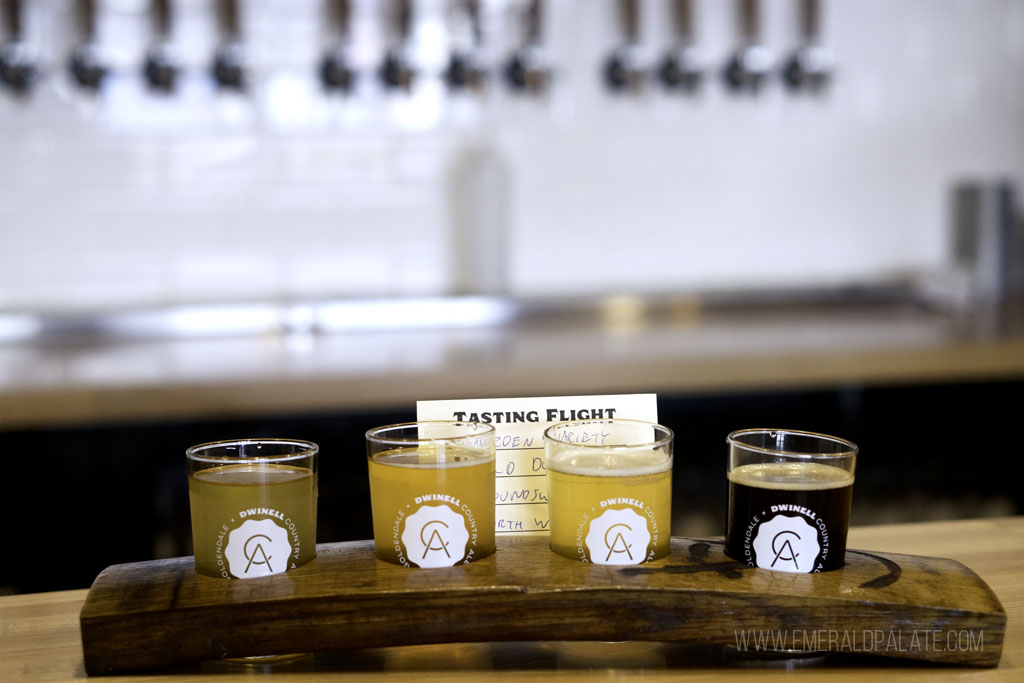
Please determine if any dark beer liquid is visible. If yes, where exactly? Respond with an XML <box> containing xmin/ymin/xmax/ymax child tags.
<box><xmin>725</xmin><ymin>462</ymin><xmax>853</xmax><ymax>572</ymax></box>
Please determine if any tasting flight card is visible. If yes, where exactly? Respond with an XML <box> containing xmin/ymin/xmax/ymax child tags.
<box><xmin>417</xmin><ymin>393</ymin><xmax>658</xmax><ymax>535</ymax></box>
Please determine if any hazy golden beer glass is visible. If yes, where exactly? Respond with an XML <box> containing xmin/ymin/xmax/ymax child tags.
<box><xmin>187</xmin><ymin>439</ymin><xmax>318</xmax><ymax>579</ymax></box>
<box><xmin>366</xmin><ymin>422</ymin><xmax>496</xmax><ymax>567</ymax></box>
<box><xmin>545</xmin><ymin>419</ymin><xmax>674</xmax><ymax>564</ymax></box>
<box><xmin>725</xmin><ymin>429</ymin><xmax>856</xmax><ymax>573</ymax></box>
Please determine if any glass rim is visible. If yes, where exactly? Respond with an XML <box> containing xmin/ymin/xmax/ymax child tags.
<box><xmin>543</xmin><ymin>418</ymin><xmax>674</xmax><ymax>449</ymax></box>
<box><xmin>185</xmin><ymin>438</ymin><xmax>319</xmax><ymax>464</ymax></box>
<box><xmin>726</xmin><ymin>428</ymin><xmax>858</xmax><ymax>459</ymax></box>
<box><xmin>365</xmin><ymin>420</ymin><xmax>496</xmax><ymax>447</ymax></box>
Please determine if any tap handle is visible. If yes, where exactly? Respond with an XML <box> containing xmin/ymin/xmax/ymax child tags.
<box><xmin>76</xmin><ymin>0</ymin><xmax>98</xmax><ymax>41</ymax></box>
<box><xmin>144</xmin><ymin>0</ymin><xmax>178</xmax><ymax>92</ymax></box>
<box><xmin>217</xmin><ymin>0</ymin><xmax>240</xmax><ymax>41</ymax></box>
<box><xmin>505</xmin><ymin>0</ymin><xmax>549</xmax><ymax>94</ymax></box>
<box><xmin>326</xmin><ymin>0</ymin><xmax>352</xmax><ymax>39</ymax></box>
<box><xmin>620</xmin><ymin>0</ymin><xmax>640</xmax><ymax>44</ymax></box>
<box><xmin>659</xmin><ymin>0</ymin><xmax>702</xmax><ymax>92</ymax></box>
<box><xmin>2</xmin><ymin>0</ymin><xmax>24</xmax><ymax>40</ymax></box>
<box><xmin>380</xmin><ymin>0</ymin><xmax>416</xmax><ymax>91</ymax></box>
<box><xmin>466</xmin><ymin>0</ymin><xmax>482</xmax><ymax>46</ymax></box>
<box><xmin>151</xmin><ymin>0</ymin><xmax>172</xmax><ymax>40</ymax></box>
<box><xmin>524</xmin><ymin>0</ymin><xmax>542</xmax><ymax>45</ymax></box>
<box><xmin>782</xmin><ymin>0</ymin><xmax>832</xmax><ymax>92</ymax></box>
<box><xmin>69</xmin><ymin>0</ymin><xmax>106</xmax><ymax>90</ymax></box>
<box><xmin>0</xmin><ymin>0</ymin><xmax>36</xmax><ymax>95</ymax></box>
<box><xmin>321</xmin><ymin>0</ymin><xmax>355</xmax><ymax>92</ymax></box>
<box><xmin>604</xmin><ymin>0</ymin><xmax>647</xmax><ymax>92</ymax></box>
<box><xmin>723</xmin><ymin>0</ymin><xmax>771</xmax><ymax>93</ymax></box>
<box><xmin>212</xmin><ymin>0</ymin><xmax>245</xmax><ymax>90</ymax></box>
<box><xmin>396</xmin><ymin>0</ymin><xmax>413</xmax><ymax>40</ymax></box>
<box><xmin>670</xmin><ymin>0</ymin><xmax>695</xmax><ymax>44</ymax></box>
<box><xmin>799</xmin><ymin>0</ymin><xmax>823</xmax><ymax>41</ymax></box>
<box><xmin>446</xmin><ymin>0</ymin><xmax>487</xmax><ymax>91</ymax></box>
<box><xmin>738</xmin><ymin>0</ymin><xmax>760</xmax><ymax>42</ymax></box>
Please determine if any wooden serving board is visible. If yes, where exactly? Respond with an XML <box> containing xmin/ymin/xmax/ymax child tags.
<box><xmin>80</xmin><ymin>536</ymin><xmax>1005</xmax><ymax>674</ymax></box>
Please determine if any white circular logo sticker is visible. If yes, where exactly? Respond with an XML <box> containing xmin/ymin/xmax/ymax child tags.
<box><xmin>224</xmin><ymin>518</ymin><xmax>292</xmax><ymax>579</ymax></box>
<box><xmin>752</xmin><ymin>514</ymin><xmax>820</xmax><ymax>573</ymax></box>
<box><xmin>401</xmin><ymin>504</ymin><xmax>470</xmax><ymax>568</ymax></box>
<box><xmin>585</xmin><ymin>507</ymin><xmax>651</xmax><ymax>565</ymax></box>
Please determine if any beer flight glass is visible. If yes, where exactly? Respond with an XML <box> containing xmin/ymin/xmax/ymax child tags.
<box><xmin>544</xmin><ymin>419</ymin><xmax>674</xmax><ymax>565</ymax></box>
<box><xmin>187</xmin><ymin>439</ymin><xmax>319</xmax><ymax>579</ymax></box>
<box><xmin>724</xmin><ymin>428</ymin><xmax>857</xmax><ymax>573</ymax></box>
<box><xmin>366</xmin><ymin>421</ymin><xmax>496</xmax><ymax>568</ymax></box>
<box><xmin>183</xmin><ymin>424</ymin><xmax>855</xmax><ymax>581</ymax></box>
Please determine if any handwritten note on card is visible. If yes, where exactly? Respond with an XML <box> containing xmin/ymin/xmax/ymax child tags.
<box><xmin>417</xmin><ymin>394</ymin><xmax>658</xmax><ymax>535</ymax></box>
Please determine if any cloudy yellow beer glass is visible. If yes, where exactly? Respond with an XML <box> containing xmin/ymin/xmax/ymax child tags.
<box><xmin>545</xmin><ymin>419</ymin><xmax>674</xmax><ymax>565</ymax></box>
<box><xmin>366</xmin><ymin>422</ymin><xmax>496</xmax><ymax>568</ymax></box>
<box><xmin>187</xmin><ymin>439</ymin><xmax>318</xmax><ymax>579</ymax></box>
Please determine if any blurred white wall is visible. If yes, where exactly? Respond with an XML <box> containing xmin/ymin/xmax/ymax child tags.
<box><xmin>0</xmin><ymin>0</ymin><xmax>1022</xmax><ymax>312</ymax></box>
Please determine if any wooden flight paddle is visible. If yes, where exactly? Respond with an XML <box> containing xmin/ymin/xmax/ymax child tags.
<box><xmin>79</xmin><ymin>535</ymin><xmax>1005</xmax><ymax>674</ymax></box>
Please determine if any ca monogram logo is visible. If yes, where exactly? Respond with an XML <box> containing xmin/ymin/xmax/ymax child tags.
<box><xmin>585</xmin><ymin>508</ymin><xmax>651</xmax><ymax>565</ymax></box>
<box><xmin>402</xmin><ymin>504</ymin><xmax>470</xmax><ymax>567</ymax></box>
<box><xmin>224</xmin><ymin>519</ymin><xmax>292</xmax><ymax>579</ymax></box>
<box><xmin>752</xmin><ymin>515</ymin><xmax>821</xmax><ymax>573</ymax></box>
<box><xmin>420</xmin><ymin>520</ymin><xmax>452</xmax><ymax>560</ymax></box>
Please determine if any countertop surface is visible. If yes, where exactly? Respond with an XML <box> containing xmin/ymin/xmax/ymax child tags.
<box><xmin>2</xmin><ymin>516</ymin><xmax>1022</xmax><ymax>681</ymax></box>
<box><xmin>1</xmin><ymin>298</ymin><xmax>1021</xmax><ymax>429</ymax></box>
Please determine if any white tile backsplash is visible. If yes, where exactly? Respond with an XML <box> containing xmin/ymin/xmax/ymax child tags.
<box><xmin>0</xmin><ymin>0</ymin><xmax>1021</xmax><ymax>312</ymax></box>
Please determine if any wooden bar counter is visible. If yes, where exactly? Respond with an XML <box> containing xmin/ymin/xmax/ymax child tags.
<box><xmin>2</xmin><ymin>517</ymin><xmax>1022</xmax><ymax>681</ymax></box>
<box><xmin>2</xmin><ymin>299</ymin><xmax>1021</xmax><ymax>430</ymax></box>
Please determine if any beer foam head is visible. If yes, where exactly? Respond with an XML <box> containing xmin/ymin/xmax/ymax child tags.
<box><xmin>372</xmin><ymin>445</ymin><xmax>494</xmax><ymax>468</ymax></box>
<box><xmin>547</xmin><ymin>449</ymin><xmax>671</xmax><ymax>477</ymax></box>
<box><xmin>728</xmin><ymin>462</ymin><xmax>854</xmax><ymax>490</ymax></box>
<box><xmin>191</xmin><ymin>462</ymin><xmax>313</xmax><ymax>484</ymax></box>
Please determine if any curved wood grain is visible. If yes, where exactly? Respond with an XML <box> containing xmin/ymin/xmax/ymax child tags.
<box><xmin>79</xmin><ymin>535</ymin><xmax>1005</xmax><ymax>674</ymax></box>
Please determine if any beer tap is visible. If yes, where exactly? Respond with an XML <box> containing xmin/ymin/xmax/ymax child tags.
<box><xmin>211</xmin><ymin>0</ymin><xmax>246</xmax><ymax>91</ymax></box>
<box><xmin>320</xmin><ymin>0</ymin><xmax>356</xmax><ymax>93</ymax></box>
<box><xmin>69</xmin><ymin>0</ymin><xmax>107</xmax><ymax>92</ymax></box>
<box><xmin>143</xmin><ymin>0</ymin><xmax>178</xmax><ymax>93</ymax></box>
<box><xmin>722</xmin><ymin>0</ymin><xmax>771</xmax><ymax>94</ymax></box>
<box><xmin>782</xmin><ymin>0</ymin><xmax>833</xmax><ymax>93</ymax></box>
<box><xmin>504</xmin><ymin>0</ymin><xmax>549</xmax><ymax>95</ymax></box>
<box><xmin>445</xmin><ymin>0</ymin><xmax>487</xmax><ymax>92</ymax></box>
<box><xmin>379</xmin><ymin>0</ymin><xmax>416</xmax><ymax>92</ymax></box>
<box><xmin>659</xmin><ymin>0</ymin><xmax>703</xmax><ymax>93</ymax></box>
<box><xmin>0</xmin><ymin>0</ymin><xmax>36</xmax><ymax>95</ymax></box>
<box><xmin>604</xmin><ymin>0</ymin><xmax>648</xmax><ymax>93</ymax></box>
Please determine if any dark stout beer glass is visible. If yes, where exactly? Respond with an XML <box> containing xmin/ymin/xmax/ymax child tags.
<box><xmin>725</xmin><ymin>429</ymin><xmax>857</xmax><ymax>573</ymax></box>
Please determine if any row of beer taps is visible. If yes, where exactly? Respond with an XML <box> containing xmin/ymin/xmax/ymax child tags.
<box><xmin>0</xmin><ymin>0</ymin><xmax>832</xmax><ymax>98</ymax></box>
<box><xmin>609</xmin><ymin>0</ymin><xmax>830</xmax><ymax>95</ymax></box>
